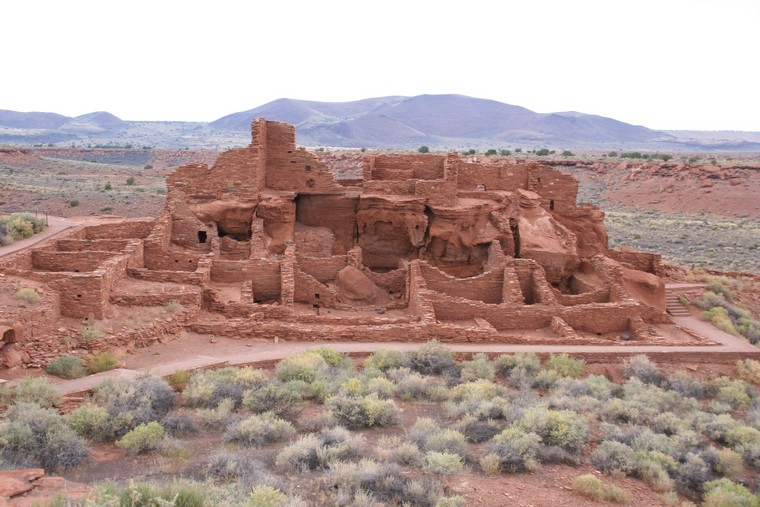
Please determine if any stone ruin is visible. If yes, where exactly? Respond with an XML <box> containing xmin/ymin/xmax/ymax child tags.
<box><xmin>0</xmin><ymin>118</ymin><xmax>670</xmax><ymax>368</ymax></box>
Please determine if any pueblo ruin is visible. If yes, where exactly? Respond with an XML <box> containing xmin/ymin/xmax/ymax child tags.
<box><xmin>0</xmin><ymin>119</ymin><xmax>673</xmax><ymax>368</ymax></box>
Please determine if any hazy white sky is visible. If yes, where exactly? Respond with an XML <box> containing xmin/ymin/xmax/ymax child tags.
<box><xmin>2</xmin><ymin>0</ymin><xmax>758</xmax><ymax>130</ymax></box>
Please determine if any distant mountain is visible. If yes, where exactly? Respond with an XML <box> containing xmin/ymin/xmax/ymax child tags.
<box><xmin>0</xmin><ymin>109</ymin><xmax>71</xmax><ymax>129</ymax></box>
<box><xmin>2</xmin><ymin>97</ymin><xmax>759</xmax><ymax>151</ymax></box>
<box><xmin>209</xmin><ymin>94</ymin><xmax>674</xmax><ymax>148</ymax></box>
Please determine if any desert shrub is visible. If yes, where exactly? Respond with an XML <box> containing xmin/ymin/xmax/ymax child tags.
<box><xmin>225</xmin><ymin>412</ymin><xmax>295</xmax><ymax>447</ymax></box>
<box><xmin>702</xmin><ymin>478</ymin><xmax>760</xmax><ymax>507</ymax></box>
<box><xmin>725</xmin><ymin>425</ymin><xmax>760</xmax><ymax>450</ymax></box>
<box><xmin>326</xmin><ymin>392</ymin><xmax>399</xmax><ymax>429</ymax></box>
<box><xmin>167</xmin><ymin>369</ymin><xmax>190</xmax><ymax>391</ymax></box>
<box><xmin>207</xmin><ymin>452</ymin><xmax>272</xmax><ymax>483</ymax></box>
<box><xmin>493</xmin><ymin>352</ymin><xmax>541</xmax><ymax>380</ymax></box>
<box><xmin>669</xmin><ymin>370</ymin><xmax>706</xmax><ymax>398</ymax></box>
<box><xmin>737</xmin><ymin>359</ymin><xmax>760</xmax><ymax>385</ymax></box>
<box><xmin>66</xmin><ymin>402</ymin><xmax>108</xmax><ymax>439</ymax></box>
<box><xmin>423</xmin><ymin>451</ymin><xmax>464</xmax><ymax>475</ymax></box>
<box><xmin>242</xmin><ymin>382</ymin><xmax>302</xmax><ymax>416</ymax></box>
<box><xmin>14</xmin><ymin>287</ymin><xmax>41</xmax><ymax>304</ymax></box>
<box><xmin>276</xmin><ymin>426</ymin><xmax>365</xmax><ymax>472</ymax></box>
<box><xmin>571</xmin><ymin>474</ymin><xmax>630</xmax><ymax>504</ymax></box>
<box><xmin>543</xmin><ymin>353</ymin><xmax>585</xmax><ymax>378</ymax></box>
<box><xmin>47</xmin><ymin>355</ymin><xmax>86</xmax><ymax>379</ymax></box>
<box><xmin>389</xmin><ymin>367</ymin><xmax>441</xmax><ymax>400</ymax></box>
<box><xmin>112</xmin><ymin>479</ymin><xmax>206</xmax><ymax>507</ymax></box>
<box><xmin>479</xmin><ymin>453</ymin><xmax>501</xmax><ymax>475</ymax></box>
<box><xmin>436</xmin><ymin>496</ymin><xmax>467</xmax><ymax>507</ymax></box>
<box><xmin>249</xmin><ymin>485</ymin><xmax>287</xmax><ymax>507</ymax></box>
<box><xmin>635</xmin><ymin>456</ymin><xmax>675</xmax><ymax>492</ymax></box>
<box><xmin>310</xmin><ymin>347</ymin><xmax>352</xmax><ymax>368</ymax></box>
<box><xmin>716</xmin><ymin>382</ymin><xmax>752</xmax><ymax>409</ymax></box>
<box><xmin>0</xmin><ymin>402</ymin><xmax>88</xmax><ymax>470</ymax></box>
<box><xmin>164</xmin><ymin>299</ymin><xmax>182</xmax><ymax>314</ymax></box>
<box><xmin>485</xmin><ymin>427</ymin><xmax>542</xmax><ymax>473</ymax></box>
<box><xmin>408</xmin><ymin>417</ymin><xmax>442</xmax><ymax>447</ymax></box>
<box><xmin>450</xmin><ymin>379</ymin><xmax>506</xmax><ymax>402</ymax></box>
<box><xmin>652</xmin><ymin>411</ymin><xmax>690</xmax><ymax>436</ymax></box>
<box><xmin>624</xmin><ymin>354</ymin><xmax>666</xmax><ymax>386</ymax></box>
<box><xmin>551</xmin><ymin>374</ymin><xmax>616</xmax><ymax>399</ymax></box>
<box><xmin>195</xmin><ymin>398</ymin><xmax>235</xmax><ymax>428</ymax></box>
<box><xmin>742</xmin><ymin>443</ymin><xmax>760</xmax><ymax>469</ymax></box>
<box><xmin>182</xmin><ymin>367</ymin><xmax>241</xmax><ymax>408</ymax></box>
<box><xmin>456</xmin><ymin>416</ymin><xmax>503</xmax><ymax>443</ymax></box>
<box><xmin>79</xmin><ymin>322</ymin><xmax>103</xmax><ymax>343</ymax></box>
<box><xmin>460</xmin><ymin>353</ymin><xmax>495</xmax><ymax>382</ymax></box>
<box><xmin>92</xmin><ymin>375</ymin><xmax>175</xmax><ymax>439</ymax></box>
<box><xmin>116</xmin><ymin>421</ymin><xmax>165</xmax><ymax>454</ymax></box>
<box><xmin>715</xmin><ymin>447</ymin><xmax>744</xmax><ymax>478</ymax></box>
<box><xmin>375</xmin><ymin>435</ymin><xmax>423</xmax><ymax>466</ymax></box>
<box><xmin>363</xmin><ymin>349</ymin><xmax>404</xmax><ymax>371</ymax></box>
<box><xmin>424</xmin><ymin>429</ymin><xmax>468</xmax><ymax>458</ymax></box>
<box><xmin>518</xmin><ymin>406</ymin><xmax>589</xmax><ymax>453</ymax></box>
<box><xmin>162</xmin><ymin>412</ymin><xmax>198</xmax><ymax>436</ymax></box>
<box><xmin>324</xmin><ymin>458</ymin><xmax>436</xmax><ymax>506</ymax></box>
<box><xmin>675</xmin><ymin>452</ymin><xmax>710</xmax><ymax>499</ymax></box>
<box><xmin>276</xmin><ymin>351</ymin><xmax>329</xmax><ymax>383</ymax></box>
<box><xmin>13</xmin><ymin>376</ymin><xmax>62</xmax><ymax>407</ymax></box>
<box><xmin>87</xmin><ymin>351</ymin><xmax>119</xmax><ymax>373</ymax></box>
<box><xmin>591</xmin><ymin>440</ymin><xmax>637</xmax><ymax>474</ymax></box>
<box><xmin>404</xmin><ymin>339</ymin><xmax>456</xmax><ymax>375</ymax></box>
<box><xmin>446</xmin><ymin>395</ymin><xmax>511</xmax><ymax>421</ymax></box>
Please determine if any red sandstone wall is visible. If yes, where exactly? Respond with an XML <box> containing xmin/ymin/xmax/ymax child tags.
<box><xmin>84</xmin><ymin>220</ymin><xmax>153</xmax><ymax>239</ymax></box>
<box><xmin>607</xmin><ymin>249</ymin><xmax>662</xmax><ymax>275</ymax></box>
<box><xmin>31</xmin><ymin>251</ymin><xmax>115</xmax><ymax>272</ymax></box>
<box><xmin>371</xmin><ymin>155</ymin><xmax>446</xmax><ymax>180</ymax></box>
<box><xmin>56</xmin><ymin>239</ymin><xmax>129</xmax><ymax>252</ymax></box>
<box><xmin>420</xmin><ymin>263</ymin><xmax>503</xmax><ymax>304</ymax></box>
<box><xmin>456</xmin><ymin>163</ymin><xmax>529</xmax><ymax>192</ymax></box>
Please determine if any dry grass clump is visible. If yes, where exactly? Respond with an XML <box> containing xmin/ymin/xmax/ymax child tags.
<box><xmin>572</xmin><ymin>474</ymin><xmax>630</xmax><ymax>504</ymax></box>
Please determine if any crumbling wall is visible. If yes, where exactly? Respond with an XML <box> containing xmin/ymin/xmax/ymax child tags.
<box><xmin>420</xmin><ymin>263</ymin><xmax>503</xmax><ymax>304</ymax></box>
<box><xmin>607</xmin><ymin>249</ymin><xmax>662</xmax><ymax>275</ymax></box>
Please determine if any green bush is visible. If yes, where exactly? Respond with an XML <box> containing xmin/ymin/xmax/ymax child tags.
<box><xmin>423</xmin><ymin>451</ymin><xmax>464</xmax><ymax>475</ymax></box>
<box><xmin>450</xmin><ymin>379</ymin><xmax>506</xmax><ymax>402</ymax></box>
<box><xmin>460</xmin><ymin>353</ymin><xmax>495</xmax><ymax>382</ymax></box>
<box><xmin>702</xmin><ymin>478</ymin><xmax>760</xmax><ymax>506</ymax></box>
<box><xmin>14</xmin><ymin>287</ymin><xmax>41</xmax><ymax>304</ymax></box>
<box><xmin>249</xmin><ymin>485</ymin><xmax>287</xmax><ymax>507</ymax></box>
<box><xmin>518</xmin><ymin>406</ymin><xmax>589</xmax><ymax>453</ymax></box>
<box><xmin>624</xmin><ymin>354</ymin><xmax>665</xmax><ymax>386</ymax></box>
<box><xmin>404</xmin><ymin>339</ymin><xmax>456</xmax><ymax>375</ymax></box>
<box><xmin>0</xmin><ymin>402</ymin><xmax>88</xmax><ymax>470</ymax></box>
<box><xmin>389</xmin><ymin>367</ymin><xmax>441</xmax><ymax>400</ymax></box>
<box><xmin>591</xmin><ymin>440</ymin><xmax>637</xmax><ymax>475</ymax></box>
<box><xmin>116</xmin><ymin>421</ymin><xmax>165</xmax><ymax>454</ymax></box>
<box><xmin>66</xmin><ymin>403</ymin><xmax>108</xmax><ymax>439</ymax></box>
<box><xmin>737</xmin><ymin>359</ymin><xmax>760</xmax><ymax>385</ymax></box>
<box><xmin>276</xmin><ymin>351</ymin><xmax>329</xmax><ymax>383</ymax></box>
<box><xmin>112</xmin><ymin>479</ymin><xmax>206</xmax><ymax>507</ymax></box>
<box><xmin>363</xmin><ymin>349</ymin><xmax>404</xmax><ymax>371</ymax></box>
<box><xmin>92</xmin><ymin>376</ymin><xmax>176</xmax><ymax>439</ymax></box>
<box><xmin>13</xmin><ymin>376</ymin><xmax>62</xmax><ymax>407</ymax></box>
<box><xmin>47</xmin><ymin>355</ymin><xmax>86</xmax><ymax>379</ymax></box>
<box><xmin>276</xmin><ymin>427</ymin><xmax>365</xmax><ymax>472</ymax></box>
<box><xmin>225</xmin><ymin>412</ymin><xmax>295</xmax><ymax>447</ymax></box>
<box><xmin>87</xmin><ymin>351</ymin><xmax>119</xmax><ymax>373</ymax></box>
<box><xmin>69</xmin><ymin>199</ymin><xmax>79</xmax><ymax>207</ymax></box>
<box><xmin>543</xmin><ymin>353</ymin><xmax>585</xmax><ymax>378</ymax></box>
<box><xmin>572</xmin><ymin>474</ymin><xmax>630</xmax><ymax>504</ymax></box>
<box><xmin>375</xmin><ymin>435</ymin><xmax>422</xmax><ymax>466</ymax></box>
<box><xmin>485</xmin><ymin>427</ymin><xmax>542</xmax><ymax>473</ymax></box>
<box><xmin>326</xmin><ymin>393</ymin><xmax>400</xmax><ymax>429</ymax></box>
<box><xmin>418</xmin><ymin>145</ymin><xmax>430</xmax><ymax>153</ymax></box>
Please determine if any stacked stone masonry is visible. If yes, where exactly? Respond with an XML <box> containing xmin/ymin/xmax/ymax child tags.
<box><xmin>0</xmin><ymin>118</ymin><xmax>677</xmax><ymax>368</ymax></box>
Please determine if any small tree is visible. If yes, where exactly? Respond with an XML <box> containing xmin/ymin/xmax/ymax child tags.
<box><xmin>126</xmin><ymin>176</ymin><xmax>135</xmax><ymax>185</ymax></box>
<box><xmin>536</xmin><ymin>148</ymin><xmax>550</xmax><ymax>156</ymax></box>
<box><xmin>485</xmin><ymin>149</ymin><xmax>498</xmax><ymax>156</ymax></box>
<box><xmin>561</xmin><ymin>150</ymin><xmax>575</xmax><ymax>157</ymax></box>
<box><xmin>499</xmin><ymin>149</ymin><xmax>511</xmax><ymax>156</ymax></box>
<box><xmin>418</xmin><ymin>145</ymin><xmax>430</xmax><ymax>153</ymax></box>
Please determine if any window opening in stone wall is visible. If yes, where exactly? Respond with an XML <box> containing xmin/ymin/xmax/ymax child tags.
<box><xmin>198</xmin><ymin>231</ymin><xmax>207</xmax><ymax>243</ymax></box>
<box><xmin>305</xmin><ymin>165</ymin><xmax>312</xmax><ymax>172</ymax></box>
<box><xmin>306</xmin><ymin>179</ymin><xmax>316</xmax><ymax>188</ymax></box>
<box><xmin>2</xmin><ymin>328</ymin><xmax>16</xmax><ymax>343</ymax></box>
<box><xmin>550</xmin><ymin>200</ymin><xmax>555</xmax><ymax>211</ymax></box>
<box><xmin>315</xmin><ymin>293</ymin><xmax>320</xmax><ymax>300</ymax></box>
<box><xmin>76</xmin><ymin>294</ymin><xmax>82</xmax><ymax>299</ymax></box>
<box><xmin>510</xmin><ymin>220</ymin><xmax>521</xmax><ymax>258</ymax></box>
